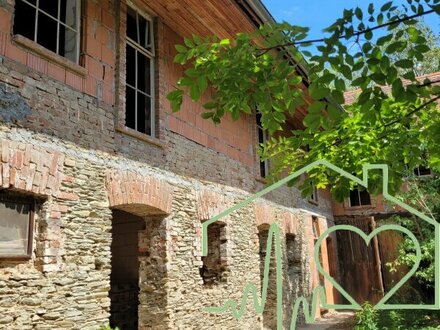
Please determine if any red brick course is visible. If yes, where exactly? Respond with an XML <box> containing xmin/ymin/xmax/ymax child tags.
<box><xmin>106</xmin><ymin>170</ymin><xmax>174</xmax><ymax>215</ymax></box>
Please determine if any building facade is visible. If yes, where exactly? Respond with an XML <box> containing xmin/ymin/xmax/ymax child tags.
<box><xmin>0</xmin><ymin>1</ymin><xmax>338</xmax><ymax>329</ymax></box>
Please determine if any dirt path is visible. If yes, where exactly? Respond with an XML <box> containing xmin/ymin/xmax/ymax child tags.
<box><xmin>296</xmin><ymin>311</ymin><xmax>355</xmax><ymax>330</ymax></box>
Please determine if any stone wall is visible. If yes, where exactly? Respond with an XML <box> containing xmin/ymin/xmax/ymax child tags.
<box><xmin>0</xmin><ymin>128</ymin><xmax>334</xmax><ymax>329</ymax></box>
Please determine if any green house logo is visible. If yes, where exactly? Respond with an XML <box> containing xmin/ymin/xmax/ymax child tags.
<box><xmin>201</xmin><ymin>160</ymin><xmax>440</xmax><ymax>329</ymax></box>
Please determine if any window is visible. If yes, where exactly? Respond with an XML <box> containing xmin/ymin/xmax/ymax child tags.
<box><xmin>309</xmin><ymin>183</ymin><xmax>319</xmax><ymax>204</ymax></box>
<box><xmin>312</xmin><ymin>216</ymin><xmax>320</xmax><ymax>240</ymax></box>
<box><xmin>414</xmin><ymin>166</ymin><xmax>431</xmax><ymax>177</ymax></box>
<box><xmin>349</xmin><ymin>188</ymin><xmax>371</xmax><ymax>207</ymax></box>
<box><xmin>256</xmin><ymin>113</ymin><xmax>268</xmax><ymax>178</ymax></box>
<box><xmin>125</xmin><ymin>6</ymin><xmax>155</xmax><ymax>136</ymax></box>
<box><xmin>0</xmin><ymin>192</ymin><xmax>34</xmax><ymax>259</ymax></box>
<box><xmin>200</xmin><ymin>223</ymin><xmax>227</xmax><ymax>286</ymax></box>
<box><xmin>13</xmin><ymin>0</ymin><xmax>80</xmax><ymax>63</ymax></box>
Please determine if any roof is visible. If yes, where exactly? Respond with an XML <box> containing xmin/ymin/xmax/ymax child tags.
<box><xmin>344</xmin><ymin>71</ymin><xmax>440</xmax><ymax>105</ymax></box>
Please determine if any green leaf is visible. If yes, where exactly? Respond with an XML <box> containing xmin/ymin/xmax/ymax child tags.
<box><xmin>178</xmin><ymin>77</ymin><xmax>193</xmax><ymax>87</ymax></box>
<box><xmin>219</xmin><ymin>39</ymin><xmax>230</xmax><ymax>46</ymax></box>
<box><xmin>290</xmin><ymin>76</ymin><xmax>302</xmax><ymax>85</ymax></box>
<box><xmin>358</xmin><ymin>91</ymin><xmax>371</xmax><ymax>104</ymax></box>
<box><xmin>355</xmin><ymin>7</ymin><xmax>363</xmax><ymax>20</ymax></box>
<box><xmin>377</xmin><ymin>34</ymin><xmax>393</xmax><ymax>46</ymax></box>
<box><xmin>352</xmin><ymin>61</ymin><xmax>364</xmax><ymax>71</ymax></box>
<box><xmin>335</xmin><ymin>79</ymin><xmax>346</xmax><ymax>92</ymax></box>
<box><xmin>339</xmin><ymin>65</ymin><xmax>352</xmax><ymax>80</ymax></box>
<box><xmin>175</xmin><ymin>44</ymin><xmax>187</xmax><ymax>53</ymax></box>
<box><xmin>368</xmin><ymin>3</ymin><xmax>374</xmax><ymax>15</ymax></box>
<box><xmin>201</xmin><ymin>112</ymin><xmax>214</xmax><ymax>119</ymax></box>
<box><xmin>391</xmin><ymin>79</ymin><xmax>403</xmax><ymax>99</ymax></box>
<box><xmin>198</xmin><ymin>75</ymin><xmax>208</xmax><ymax>94</ymax></box>
<box><xmin>308</xmin><ymin>101</ymin><xmax>325</xmax><ymax>114</ymax></box>
<box><xmin>386</xmin><ymin>41</ymin><xmax>407</xmax><ymax>54</ymax></box>
<box><xmin>365</xmin><ymin>30</ymin><xmax>373</xmax><ymax>40</ymax></box>
<box><xmin>167</xmin><ymin>90</ymin><xmax>184</xmax><ymax>113</ymax></box>
<box><xmin>166</xmin><ymin>89</ymin><xmax>183</xmax><ymax>101</ymax></box>
<box><xmin>309</xmin><ymin>85</ymin><xmax>330</xmax><ymax>100</ymax></box>
<box><xmin>381</xmin><ymin>1</ymin><xmax>393</xmax><ymax>12</ymax></box>
<box><xmin>190</xmin><ymin>84</ymin><xmax>201</xmax><ymax>101</ymax></box>
<box><xmin>318</xmin><ymin>73</ymin><xmax>335</xmax><ymax>84</ymax></box>
<box><xmin>352</xmin><ymin>76</ymin><xmax>367</xmax><ymax>87</ymax></box>
<box><xmin>331</xmin><ymin>90</ymin><xmax>345</xmax><ymax>104</ymax></box>
<box><xmin>303</xmin><ymin>114</ymin><xmax>321</xmax><ymax>130</ymax></box>
<box><xmin>395</xmin><ymin>59</ymin><xmax>413</xmax><ymax>69</ymax></box>
<box><xmin>415</xmin><ymin>45</ymin><xmax>430</xmax><ymax>53</ymax></box>
<box><xmin>184</xmin><ymin>37</ymin><xmax>195</xmax><ymax>48</ymax></box>
<box><xmin>327</xmin><ymin>104</ymin><xmax>341</xmax><ymax>121</ymax></box>
<box><xmin>174</xmin><ymin>53</ymin><xmax>187</xmax><ymax>64</ymax></box>
<box><xmin>203</xmin><ymin>102</ymin><xmax>217</xmax><ymax>110</ymax></box>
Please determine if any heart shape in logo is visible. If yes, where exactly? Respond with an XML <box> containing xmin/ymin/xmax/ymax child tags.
<box><xmin>314</xmin><ymin>224</ymin><xmax>422</xmax><ymax>310</ymax></box>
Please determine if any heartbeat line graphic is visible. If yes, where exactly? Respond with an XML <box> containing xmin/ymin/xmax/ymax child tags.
<box><xmin>203</xmin><ymin>222</ymin><xmax>329</xmax><ymax>330</ymax></box>
<box><xmin>200</xmin><ymin>160</ymin><xmax>439</xmax><ymax>329</ymax></box>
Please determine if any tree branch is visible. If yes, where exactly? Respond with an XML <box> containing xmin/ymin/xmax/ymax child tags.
<box><xmin>257</xmin><ymin>9</ymin><xmax>435</xmax><ymax>56</ymax></box>
<box><xmin>382</xmin><ymin>95</ymin><xmax>440</xmax><ymax>128</ymax></box>
<box><xmin>417</xmin><ymin>78</ymin><xmax>440</xmax><ymax>88</ymax></box>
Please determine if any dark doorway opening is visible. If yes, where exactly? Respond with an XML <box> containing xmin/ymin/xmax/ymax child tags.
<box><xmin>110</xmin><ymin>210</ymin><xmax>145</xmax><ymax>330</ymax></box>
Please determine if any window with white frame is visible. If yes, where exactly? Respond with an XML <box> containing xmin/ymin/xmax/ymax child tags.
<box><xmin>256</xmin><ymin>113</ymin><xmax>268</xmax><ymax>178</ymax></box>
<box><xmin>13</xmin><ymin>0</ymin><xmax>80</xmax><ymax>63</ymax></box>
<box><xmin>349</xmin><ymin>188</ymin><xmax>371</xmax><ymax>207</ymax></box>
<box><xmin>125</xmin><ymin>6</ymin><xmax>155</xmax><ymax>136</ymax></box>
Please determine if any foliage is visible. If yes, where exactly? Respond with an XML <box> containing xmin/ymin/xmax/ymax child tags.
<box><xmin>378</xmin><ymin>309</ymin><xmax>440</xmax><ymax>329</ymax></box>
<box><xmin>354</xmin><ymin>302</ymin><xmax>379</xmax><ymax>330</ymax></box>
<box><xmin>375</xmin><ymin>16</ymin><xmax>440</xmax><ymax>76</ymax></box>
<box><xmin>388</xmin><ymin>173</ymin><xmax>440</xmax><ymax>289</ymax></box>
<box><xmin>354</xmin><ymin>305</ymin><xmax>440</xmax><ymax>330</ymax></box>
<box><xmin>99</xmin><ymin>325</ymin><xmax>120</xmax><ymax>330</ymax></box>
<box><xmin>167</xmin><ymin>0</ymin><xmax>440</xmax><ymax>201</ymax></box>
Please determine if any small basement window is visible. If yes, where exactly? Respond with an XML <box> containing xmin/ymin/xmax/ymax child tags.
<box><xmin>0</xmin><ymin>192</ymin><xmax>34</xmax><ymax>259</ymax></box>
<box><xmin>13</xmin><ymin>0</ymin><xmax>81</xmax><ymax>63</ymax></box>
<box><xmin>200</xmin><ymin>223</ymin><xmax>227</xmax><ymax>286</ymax></box>
<box><xmin>349</xmin><ymin>188</ymin><xmax>371</xmax><ymax>207</ymax></box>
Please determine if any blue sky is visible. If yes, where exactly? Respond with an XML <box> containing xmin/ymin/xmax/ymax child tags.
<box><xmin>262</xmin><ymin>0</ymin><xmax>439</xmax><ymax>40</ymax></box>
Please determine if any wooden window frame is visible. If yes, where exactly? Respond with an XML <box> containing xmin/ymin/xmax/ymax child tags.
<box><xmin>13</xmin><ymin>0</ymin><xmax>81</xmax><ymax>64</ymax></box>
<box><xmin>349</xmin><ymin>188</ymin><xmax>371</xmax><ymax>207</ymax></box>
<box><xmin>125</xmin><ymin>3</ymin><xmax>156</xmax><ymax>137</ymax></box>
<box><xmin>0</xmin><ymin>193</ymin><xmax>35</xmax><ymax>260</ymax></box>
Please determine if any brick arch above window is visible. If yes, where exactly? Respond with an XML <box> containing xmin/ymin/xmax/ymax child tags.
<box><xmin>106</xmin><ymin>170</ymin><xmax>173</xmax><ymax>216</ymax></box>
<box><xmin>0</xmin><ymin>140</ymin><xmax>74</xmax><ymax>200</ymax></box>
<box><xmin>253</xmin><ymin>202</ymin><xmax>276</xmax><ymax>227</ymax></box>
